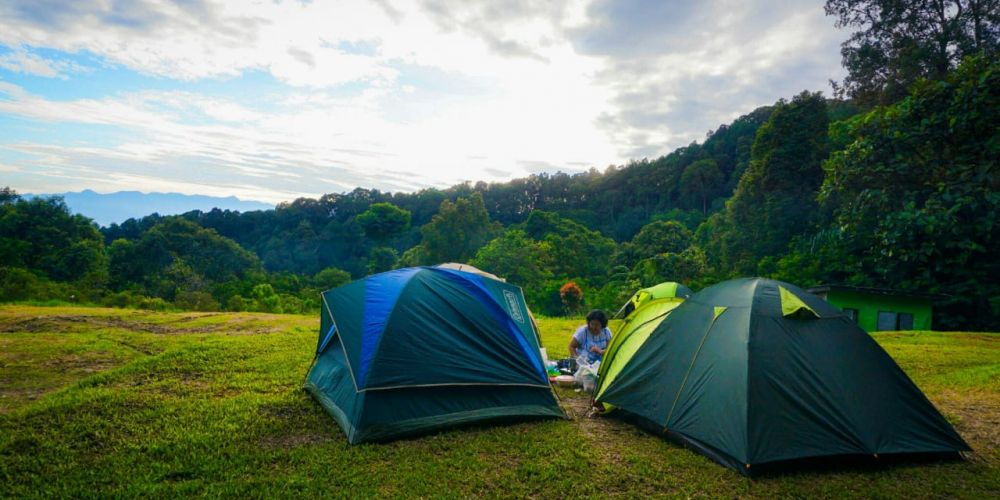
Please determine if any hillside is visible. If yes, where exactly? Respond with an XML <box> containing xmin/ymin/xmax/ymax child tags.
<box><xmin>2</xmin><ymin>56</ymin><xmax>997</xmax><ymax>330</ymax></box>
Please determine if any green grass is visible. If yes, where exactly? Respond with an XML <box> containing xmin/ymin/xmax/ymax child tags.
<box><xmin>1</xmin><ymin>306</ymin><xmax>998</xmax><ymax>497</ymax></box>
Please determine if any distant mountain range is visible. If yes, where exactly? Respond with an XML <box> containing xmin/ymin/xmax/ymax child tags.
<box><xmin>25</xmin><ymin>190</ymin><xmax>274</xmax><ymax>227</ymax></box>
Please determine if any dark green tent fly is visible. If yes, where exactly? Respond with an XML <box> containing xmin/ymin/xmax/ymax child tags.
<box><xmin>596</xmin><ymin>278</ymin><xmax>970</xmax><ymax>475</ymax></box>
<box><xmin>306</xmin><ymin>266</ymin><xmax>564</xmax><ymax>443</ymax></box>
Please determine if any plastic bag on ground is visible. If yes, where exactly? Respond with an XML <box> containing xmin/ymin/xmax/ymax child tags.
<box><xmin>574</xmin><ymin>355</ymin><xmax>600</xmax><ymax>393</ymax></box>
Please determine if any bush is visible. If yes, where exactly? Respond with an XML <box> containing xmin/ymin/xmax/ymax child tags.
<box><xmin>0</xmin><ymin>267</ymin><xmax>40</xmax><ymax>301</ymax></box>
<box><xmin>226</xmin><ymin>295</ymin><xmax>248</xmax><ymax>312</ymax></box>
<box><xmin>251</xmin><ymin>284</ymin><xmax>282</xmax><ymax>313</ymax></box>
<box><xmin>0</xmin><ymin>266</ymin><xmax>82</xmax><ymax>303</ymax></box>
<box><xmin>278</xmin><ymin>294</ymin><xmax>305</xmax><ymax>314</ymax></box>
<box><xmin>559</xmin><ymin>282</ymin><xmax>583</xmax><ymax>315</ymax></box>
<box><xmin>174</xmin><ymin>291</ymin><xmax>221</xmax><ymax>312</ymax></box>
<box><xmin>137</xmin><ymin>296</ymin><xmax>170</xmax><ymax>311</ymax></box>
<box><xmin>101</xmin><ymin>290</ymin><xmax>178</xmax><ymax>310</ymax></box>
<box><xmin>313</xmin><ymin>267</ymin><xmax>351</xmax><ymax>290</ymax></box>
<box><xmin>101</xmin><ymin>291</ymin><xmax>133</xmax><ymax>308</ymax></box>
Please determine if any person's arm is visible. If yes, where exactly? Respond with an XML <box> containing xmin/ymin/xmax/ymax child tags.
<box><xmin>588</xmin><ymin>328</ymin><xmax>610</xmax><ymax>356</ymax></box>
<box><xmin>568</xmin><ymin>337</ymin><xmax>581</xmax><ymax>358</ymax></box>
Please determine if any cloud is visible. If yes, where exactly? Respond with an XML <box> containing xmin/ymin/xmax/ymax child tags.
<box><xmin>0</xmin><ymin>48</ymin><xmax>85</xmax><ymax>78</ymax></box>
<box><xmin>484</xmin><ymin>167</ymin><xmax>512</xmax><ymax>177</ymax></box>
<box><xmin>570</xmin><ymin>0</ymin><xmax>709</xmax><ymax>56</ymax></box>
<box><xmin>0</xmin><ymin>1</ymin><xmax>390</xmax><ymax>85</ymax></box>
<box><xmin>0</xmin><ymin>0</ymin><xmax>850</xmax><ymax>203</ymax></box>
<box><xmin>417</xmin><ymin>0</ymin><xmax>575</xmax><ymax>61</ymax></box>
<box><xmin>1</xmin><ymin>79</ymin><xmax>610</xmax><ymax>202</ymax></box>
<box><xmin>518</xmin><ymin>160</ymin><xmax>562</xmax><ymax>175</ymax></box>
<box><xmin>566</xmin><ymin>0</ymin><xmax>846</xmax><ymax>158</ymax></box>
<box><xmin>401</xmin><ymin>0</ymin><xmax>846</xmax><ymax>159</ymax></box>
<box><xmin>0</xmin><ymin>160</ymin><xmax>20</xmax><ymax>172</ymax></box>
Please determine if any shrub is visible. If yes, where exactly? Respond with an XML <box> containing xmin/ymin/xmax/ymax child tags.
<box><xmin>137</xmin><ymin>296</ymin><xmax>170</xmax><ymax>311</ymax></box>
<box><xmin>0</xmin><ymin>267</ymin><xmax>40</xmax><ymax>301</ymax></box>
<box><xmin>226</xmin><ymin>295</ymin><xmax>248</xmax><ymax>312</ymax></box>
<box><xmin>174</xmin><ymin>291</ymin><xmax>220</xmax><ymax>312</ymax></box>
<box><xmin>559</xmin><ymin>281</ymin><xmax>584</xmax><ymax>315</ymax></box>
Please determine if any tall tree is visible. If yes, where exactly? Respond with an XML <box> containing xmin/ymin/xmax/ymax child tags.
<box><xmin>0</xmin><ymin>193</ymin><xmax>107</xmax><ymax>283</ymax></box>
<box><xmin>313</xmin><ymin>267</ymin><xmax>351</xmax><ymax>290</ymax></box>
<box><xmin>471</xmin><ymin>229</ymin><xmax>553</xmax><ymax>289</ymax></box>
<box><xmin>367</xmin><ymin>247</ymin><xmax>399</xmax><ymax>275</ymax></box>
<box><xmin>420</xmin><ymin>193</ymin><xmax>501</xmax><ymax>263</ymax></box>
<box><xmin>699</xmin><ymin>92</ymin><xmax>830</xmax><ymax>276</ymax></box>
<box><xmin>0</xmin><ymin>187</ymin><xmax>19</xmax><ymax>204</ymax></box>
<box><xmin>819</xmin><ymin>54</ymin><xmax>999</xmax><ymax>328</ymax></box>
<box><xmin>826</xmin><ymin>0</ymin><xmax>1000</xmax><ymax>105</ymax></box>
<box><xmin>356</xmin><ymin>202</ymin><xmax>411</xmax><ymax>242</ymax></box>
<box><xmin>522</xmin><ymin>210</ymin><xmax>616</xmax><ymax>282</ymax></box>
<box><xmin>108</xmin><ymin>217</ymin><xmax>262</xmax><ymax>300</ymax></box>
<box><xmin>680</xmin><ymin>159</ymin><xmax>724</xmax><ymax>214</ymax></box>
<box><xmin>616</xmin><ymin>220</ymin><xmax>694</xmax><ymax>271</ymax></box>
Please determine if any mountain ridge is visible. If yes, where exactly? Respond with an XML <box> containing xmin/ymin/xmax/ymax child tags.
<box><xmin>24</xmin><ymin>189</ymin><xmax>274</xmax><ymax>227</ymax></box>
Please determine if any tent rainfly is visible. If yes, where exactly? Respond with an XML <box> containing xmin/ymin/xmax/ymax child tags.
<box><xmin>595</xmin><ymin>281</ymin><xmax>693</xmax><ymax>410</ymax></box>
<box><xmin>305</xmin><ymin>266</ymin><xmax>565</xmax><ymax>444</ymax></box>
<box><xmin>596</xmin><ymin>278</ymin><xmax>970</xmax><ymax>475</ymax></box>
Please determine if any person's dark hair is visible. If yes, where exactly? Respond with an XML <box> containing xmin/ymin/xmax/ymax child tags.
<box><xmin>585</xmin><ymin>309</ymin><xmax>608</xmax><ymax>328</ymax></box>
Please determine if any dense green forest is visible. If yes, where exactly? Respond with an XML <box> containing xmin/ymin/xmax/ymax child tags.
<box><xmin>2</xmin><ymin>1</ymin><xmax>997</xmax><ymax>329</ymax></box>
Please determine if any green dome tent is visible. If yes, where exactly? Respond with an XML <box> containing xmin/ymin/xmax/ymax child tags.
<box><xmin>596</xmin><ymin>278</ymin><xmax>969</xmax><ymax>475</ymax></box>
<box><xmin>305</xmin><ymin>266</ymin><xmax>565</xmax><ymax>444</ymax></box>
<box><xmin>594</xmin><ymin>282</ymin><xmax>693</xmax><ymax>409</ymax></box>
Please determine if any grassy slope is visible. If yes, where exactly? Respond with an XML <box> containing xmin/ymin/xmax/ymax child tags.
<box><xmin>0</xmin><ymin>307</ymin><xmax>996</xmax><ymax>498</ymax></box>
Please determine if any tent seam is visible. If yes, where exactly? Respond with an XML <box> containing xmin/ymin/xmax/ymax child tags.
<box><xmin>664</xmin><ymin>307</ymin><xmax>726</xmax><ymax>429</ymax></box>
<box><xmin>359</xmin><ymin>381</ymin><xmax>553</xmax><ymax>392</ymax></box>
<box><xmin>745</xmin><ymin>279</ymin><xmax>759</xmax><ymax>466</ymax></box>
<box><xmin>322</xmin><ymin>291</ymin><xmax>362</xmax><ymax>393</ymax></box>
<box><xmin>317</xmin><ymin>292</ymin><xmax>339</xmax><ymax>353</ymax></box>
<box><xmin>360</xmin><ymin>268</ymin><xmax>424</xmax><ymax>389</ymax></box>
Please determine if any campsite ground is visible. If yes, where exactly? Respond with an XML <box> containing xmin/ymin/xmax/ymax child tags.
<box><xmin>0</xmin><ymin>306</ymin><xmax>997</xmax><ymax>498</ymax></box>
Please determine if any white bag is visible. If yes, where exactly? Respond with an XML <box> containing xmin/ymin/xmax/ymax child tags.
<box><xmin>574</xmin><ymin>355</ymin><xmax>600</xmax><ymax>393</ymax></box>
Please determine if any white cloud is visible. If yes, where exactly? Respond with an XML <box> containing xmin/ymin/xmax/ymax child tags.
<box><xmin>0</xmin><ymin>0</ymin><xmax>849</xmax><ymax>202</ymax></box>
<box><xmin>569</xmin><ymin>0</ymin><xmax>846</xmax><ymax>157</ymax></box>
<box><xmin>0</xmin><ymin>48</ymin><xmax>84</xmax><ymax>78</ymax></box>
<box><xmin>0</xmin><ymin>78</ymin><xmax>611</xmax><ymax>201</ymax></box>
<box><xmin>0</xmin><ymin>160</ymin><xmax>21</xmax><ymax>172</ymax></box>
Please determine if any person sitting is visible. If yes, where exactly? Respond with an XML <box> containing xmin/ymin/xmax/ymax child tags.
<box><xmin>568</xmin><ymin>309</ymin><xmax>612</xmax><ymax>364</ymax></box>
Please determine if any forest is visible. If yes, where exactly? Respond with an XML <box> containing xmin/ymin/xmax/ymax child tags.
<box><xmin>1</xmin><ymin>1</ymin><xmax>997</xmax><ymax>329</ymax></box>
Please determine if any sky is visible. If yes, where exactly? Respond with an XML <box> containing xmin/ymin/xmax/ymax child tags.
<box><xmin>0</xmin><ymin>0</ymin><xmax>847</xmax><ymax>204</ymax></box>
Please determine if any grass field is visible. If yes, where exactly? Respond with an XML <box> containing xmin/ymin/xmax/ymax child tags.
<box><xmin>1</xmin><ymin>306</ymin><xmax>997</xmax><ymax>498</ymax></box>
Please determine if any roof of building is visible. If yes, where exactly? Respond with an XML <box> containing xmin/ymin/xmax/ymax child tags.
<box><xmin>807</xmin><ymin>284</ymin><xmax>948</xmax><ymax>300</ymax></box>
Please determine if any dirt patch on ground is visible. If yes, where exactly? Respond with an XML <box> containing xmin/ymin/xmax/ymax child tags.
<box><xmin>559</xmin><ymin>391</ymin><xmax>641</xmax><ymax>465</ymax></box>
<box><xmin>934</xmin><ymin>390</ymin><xmax>1000</xmax><ymax>465</ymax></box>
<box><xmin>1</xmin><ymin>353</ymin><xmax>128</xmax><ymax>413</ymax></box>
<box><xmin>0</xmin><ymin>312</ymin><xmax>292</xmax><ymax>336</ymax></box>
<box><xmin>259</xmin><ymin>431</ymin><xmax>334</xmax><ymax>449</ymax></box>
<box><xmin>258</xmin><ymin>400</ymin><xmax>320</xmax><ymax>421</ymax></box>
<box><xmin>0</xmin><ymin>314</ymin><xmax>173</xmax><ymax>334</ymax></box>
<box><xmin>0</xmin><ymin>387</ymin><xmax>47</xmax><ymax>414</ymax></box>
<box><xmin>43</xmin><ymin>353</ymin><xmax>118</xmax><ymax>373</ymax></box>
<box><xmin>102</xmin><ymin>370</ymin><xmax>245</xmax><ymax>400</ymax></box>
<box><xmin>257</xmin><ymin>401</ymin><xmax>336</xmax><ymax>449</ymax></box>
<box><xmin>0</xmin><ymin>315</ymin><xmax>90</xmax><ymax>333</ymax></box>
<box><xmin>0</xmin><ymin>308</ymin><xmax>315</xmax><ymax>338</ymax></box>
